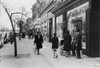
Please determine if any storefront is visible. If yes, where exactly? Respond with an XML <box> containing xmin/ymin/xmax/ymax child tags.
<box><xmin>67</xmin><ymin>1</ymin><xmax>89</xmax><ymax>50</ymax></box>
<box><xmin>52</xmin><ymin>0</ymin><xmax>100</xmax><ymax>57</ymax></box>
<box><xmin>52</xmin><ymin>0</ymin><xmax>81</xmax><ymax>41</ymax></box>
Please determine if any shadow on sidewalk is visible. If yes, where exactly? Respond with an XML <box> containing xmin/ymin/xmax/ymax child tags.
<box><xmin>1</xmin><ymin>53</ymin><xmax>31</xmax><ymax>60</ymax></box>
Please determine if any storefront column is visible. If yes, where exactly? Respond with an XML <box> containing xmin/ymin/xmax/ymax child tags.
<box><xmin>87</xmin><ymin>0</ymin><xmax>100</xmax><ymax>57</ymax></box>
<box><xmin>49</xmin><ymin>18</ymin><xmax>53</xmax><ymax>42</ymax></box>
<box><xmin>53</xmin><ymin>17</ymin><xmax>55</xmax><ymax>34</ymax></box>
<box><xmin>54</xmin><ymin>16</ymin><xmax>57</xmax><ymax>35</ymax></box>
<box><xmin>63</xmin><ymin>12</ymin><xmax>67</xmax><ymax>37</ymax></box>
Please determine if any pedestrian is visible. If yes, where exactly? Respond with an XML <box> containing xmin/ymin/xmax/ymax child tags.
<box><xmin>64</xmin><ymin>31</ymin><xmax>72</xmax><ymax>57</ymax></box>
<box><xmin>28</xmin><ymin>30</ymin><xmax>31</xmax><ymax>39</ymax></box>
<box><xmin>71</xmin><ymin>30</ymin><xmax>77</xmax><ymax>56</ymax></box>
<box><xmin>51</xmin><ymin>33</ymin><xmax>59</xmax><ymax>58</ymax></box>
<box><xmin>76</xmin><ymin>29</ymin><xmax>82</xmax><ymax>59</ymax></box>
<box><xmin>71</xmin><ymin>38</ymin><xmax>76</xmax><ymax>56</ymax></box>
<box><xmin>34</xmin><ymin>31</ymin><xmax>43</xmax><ymax>55</ymax></box>
<box><xmin>60</xmin><ymin>39</ymin><xmax>64</xmax><ymax>56</ymax></box>
<box><xmin>3</xmin><ymin>33</ymin><xmax>7</xmax><ymax>44</ymax></box>
<box><xmin>9</xmin><ymin>32</ymin><xmax>14</xmax><ymax>44</ymax></box>
<box><xmin>33</xmin><ymin>33</ymin><xmax>37</xmax><ymax>53</ymax></box>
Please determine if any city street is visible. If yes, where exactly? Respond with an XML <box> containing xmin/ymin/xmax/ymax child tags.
<box><xmin>0</xmin><ymin>37</ymin><xmax>100</xmax><ymax>68</ymax></box>
<box><xmin>1</xmin><ymin>0</ymin><xmax>100</xmax><ymax>68</ymax></box>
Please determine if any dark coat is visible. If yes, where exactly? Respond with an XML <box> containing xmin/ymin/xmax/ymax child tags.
<box><xmin>51</xmin><ymin>36</ymin><xmax>59</xmax><ymax>49</ymax></box>
<box><xmin>34</xmin><ymin>34</ymin><xmax>43</xmax><ymax>49</ymax></box>
<box><xmin>76</xmin><ymin>33</ymin><xmax>82</xmax><ymax>50</ymax></box>
<box><xmin>64</xmin><ymin>34</ymin><xmax>72</xmax><ymax>52</ymax></box>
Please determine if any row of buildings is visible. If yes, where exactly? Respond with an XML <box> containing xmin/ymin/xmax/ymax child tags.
<box><xmin>31</xmin><ymin>0</ymin><xmax>100</xmax><ymax>57</ymax></box>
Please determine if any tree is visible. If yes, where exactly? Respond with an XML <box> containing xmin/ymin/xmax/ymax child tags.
<box><xmin>17</xmin><ymin>7</ymin><xmax>27</xmax><ymax>40</ymax></box>
<box><xmin>0</xmin><ymin>1</ymin><xmax>27</xmax><ymax>57</ymax></box>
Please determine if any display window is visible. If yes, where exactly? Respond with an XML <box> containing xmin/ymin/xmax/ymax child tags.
<box><xmin>67</xmin><ymin>2</ymin><xmax>89</xmax><ymax>49</ymax></box>
<box><xmin>70</xmin><ymin>17</ymin><xmax>86</xmax><ymax>49</ymax></box>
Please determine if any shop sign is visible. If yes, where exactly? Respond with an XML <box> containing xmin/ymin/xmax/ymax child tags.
<box><xmin>67</xmin><ymin>2</ymin><xmax>89</xmax><ymax>18</ymax></box>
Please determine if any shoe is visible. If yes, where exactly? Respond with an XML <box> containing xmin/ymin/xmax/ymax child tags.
<box><xmin>56</xmin><ymin>55</ymin><xmax>58</xmax><ymax>58</ymax></box>
<box><xmin>37</xmin><ymin>51</ymin><xmax>39</xmax><ymax>55</ymax></box>
<box><xmin>65</xmin><ymin>54</ymin><xmax>68</xmax><ymax>57</ymax></box>
<box><xmin>77</xmin><ymin>57</ymin><xmax>81</xmax><ymax>59</ymax></box>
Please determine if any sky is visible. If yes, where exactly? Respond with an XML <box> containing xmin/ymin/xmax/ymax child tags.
<box><xmin>0</xmin><ymin>0</ymin><xmax>36</xmax><ymax>30</ymax></box>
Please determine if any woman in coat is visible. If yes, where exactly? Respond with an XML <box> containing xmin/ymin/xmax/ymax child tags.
<box><xmin>34</xmin><ymin>32</ymin><xmax>43</xmax><ymax>55</ymax></box>
<box><xmin>51</xmin><ymin>33</ymin><xmax>59</xmax><ymax>58</ymax></box>
<box><xmin>64</xmin><ymin>31</ymin><xmax>72</xmax><ymax>57</ymax></box>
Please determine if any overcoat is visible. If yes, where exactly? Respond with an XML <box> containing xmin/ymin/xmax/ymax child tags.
<box><xmin>76</xmin><ymin>33</ymin><xmax>82</xmax><ymax>50</ymax></box>
<box><xmin>64</xmin><ymin>34</ymin><xmax>72</xmax><ymax>52</ymax></box>
<box><xmin>34</xmin><ymin>35</ymin><xmax>43</xmax><ymax>49</ymax></box>
<box><xmin>51</xmin><ymin>36</ymin><xmax>59</xmax><ymax>49</ymax></box>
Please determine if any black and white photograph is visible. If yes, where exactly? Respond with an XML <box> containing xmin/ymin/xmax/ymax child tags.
<box><xmin>0</xmin><ymin>0</ymin><xmax>100</xmax><ymax>68</ymax></box>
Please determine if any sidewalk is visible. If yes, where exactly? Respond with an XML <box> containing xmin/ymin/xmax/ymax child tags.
<box><xmin>41</xmin><ymin>41</ymin><xmax>100</xmax><ymax>68</ymax></box>
<box><xmin>0</xmin><ymin>38</ymin><xmax>54</xmax><ymax>68</ymax></box>
<box><xmin>0</xmin><ymin>38</ymin><xmax>100</xmax><ymax>68</ymax></box>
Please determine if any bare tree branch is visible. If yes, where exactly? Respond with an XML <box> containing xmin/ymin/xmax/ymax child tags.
<box><xmin>0</xmin><ymin>1</ymin><xmax>28</xmax><ymax>57</ymax></box>
<box><xmin>11</xmin><ymin>12</ymin><xmax>27</xmax><ymax>17</ymax></box>
<box><xmin>0</xmin><ymin>1</ymin><xmax>11</xmax><ymax>17</ymax></box>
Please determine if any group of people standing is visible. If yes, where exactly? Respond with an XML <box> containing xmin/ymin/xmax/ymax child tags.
<box><xmin>33</xmin><ymin>29</ymin><xmax>82</xmax><ymax>59</ymax></box>
<box><xmin>51</xmin><ymin>30</ymin><xmax>82</xmax><ymax>59</ymax></box>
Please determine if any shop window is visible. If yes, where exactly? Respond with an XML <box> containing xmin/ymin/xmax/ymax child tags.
<box><xmin>70</xmin><ymin>17</ymin><xmax>86</xmax><ymax>49</ymax></box>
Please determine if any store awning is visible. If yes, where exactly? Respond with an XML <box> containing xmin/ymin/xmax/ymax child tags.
<box><xmin>51</xmin><ymin>0</ymin><xmax>79</xmax><ymax>16</ymax></box>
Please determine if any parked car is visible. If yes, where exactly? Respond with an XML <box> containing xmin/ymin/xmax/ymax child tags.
<box><xmin>0</xmin><ymin>33</ymin><xmax>4</xmax><ymax>48</ymax></box>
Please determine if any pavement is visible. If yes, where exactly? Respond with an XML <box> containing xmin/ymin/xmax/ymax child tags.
<box><xmin>0</xmin><ymin>37</ymin><xmax>100</xmax><ymax>68</ymax></box>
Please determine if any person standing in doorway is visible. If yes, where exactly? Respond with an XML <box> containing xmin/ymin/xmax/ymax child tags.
<box><xmin>64</xmin><ymin>31</ymin><xmax>72</xmax><ymax>57</ymax></box>
<box><xmin>71</xmin><ymin>30</ymin><xmax>77</xmax><ymax>56</ymax></box>
<box><xmin>76</xmin><ymin>29</ymin><xmax>82</xmax><ymax>59</ymax></box>
<box><xmin>34</xmin><ymin>32</ymin><xmax>43</xmax><ymax>55</ymax></box>
<box><xmin>51</xmin><ymin>33</ymin><xmax>59</xmax><ymax>58</ymax></box>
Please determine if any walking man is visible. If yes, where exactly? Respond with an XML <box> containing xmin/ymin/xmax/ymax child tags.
<box><xmin>51</xmin><ymin>33</ymin><xmax>59</xmax><ymax>58</ymax></box>
<box><xmin>34</xmin><ymin>32</ymin><xmax>43</xmax><ymax>55</ymax></box>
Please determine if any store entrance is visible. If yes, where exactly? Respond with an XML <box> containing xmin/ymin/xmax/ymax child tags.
<box><xmin>71</xmin><ymin>17</ymin><xmax>86</xmax><ymax>52</ymax></box>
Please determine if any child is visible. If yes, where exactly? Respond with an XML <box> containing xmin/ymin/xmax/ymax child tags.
<box><xmin>60</xmin><ymin>40</ymin><xmax>64</xmax><ymax>56</ymax></box>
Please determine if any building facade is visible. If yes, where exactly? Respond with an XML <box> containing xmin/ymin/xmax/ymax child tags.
<box><xmin>39</xmin><ymin>0</ymin><xmax>56</xmax><ymax>42</ymax></box>
<box><xmin>52</xmin><ymin>0</ymin><xmax>100</xmax><ymax>57</ymax></box>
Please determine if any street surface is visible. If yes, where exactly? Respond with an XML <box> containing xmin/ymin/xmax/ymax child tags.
<box><xmin>0</xmin><ymin>37</ymin><xmax>100</xmax><ymax>68</ymax></box>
